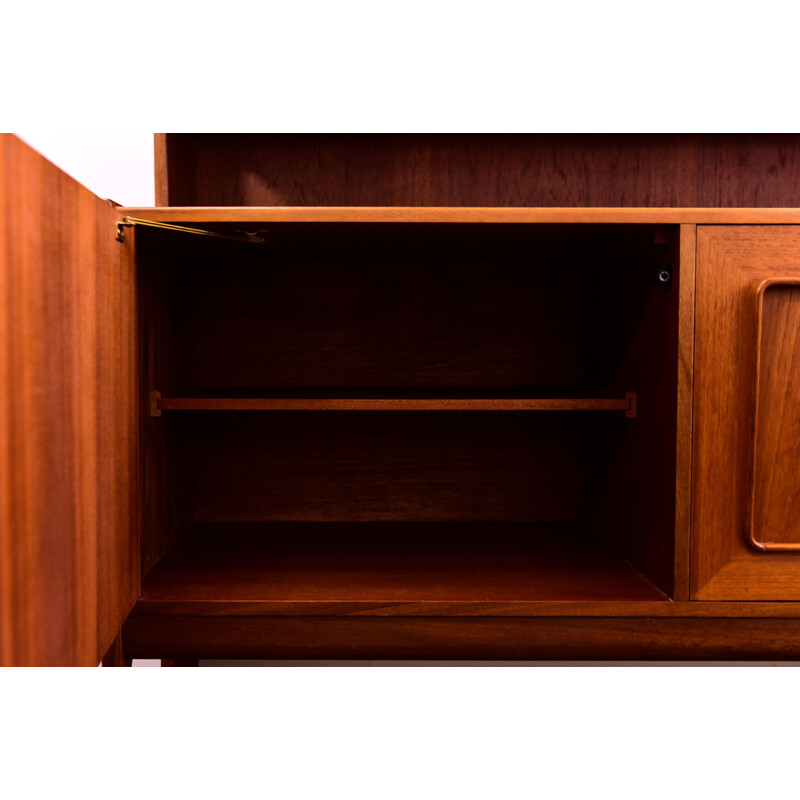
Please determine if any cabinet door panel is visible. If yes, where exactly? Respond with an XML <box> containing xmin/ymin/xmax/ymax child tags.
<box><xmin>693</xmin><ymin>226</ymin><xmax>800</xmax><ymax>599</ymax></box>
<box><xmin>0</xmin><ymin>135</ymin><xmax>139</xmax><ymax>665</ymax></box>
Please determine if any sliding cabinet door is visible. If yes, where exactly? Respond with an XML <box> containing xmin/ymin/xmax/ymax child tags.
<box><xmin>693</xmin><ymin>226</ymin><xmax>800</xmax><ymax>599</ymax></box>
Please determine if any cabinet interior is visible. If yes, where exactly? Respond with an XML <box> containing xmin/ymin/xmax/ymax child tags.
<box><xmin>137</xmin><ymin>222</ymin><xmax>680</xmax><ymax>608</ymax></box>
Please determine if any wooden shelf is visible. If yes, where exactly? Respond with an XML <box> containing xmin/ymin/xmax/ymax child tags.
<box><xmin>154</xmin><ymin>393</ymin><xmax>636</xmax><ymax>416</ymax></box>
<box><xmin>136</xmin><ymin>522</ymin><xmax>667</xmax><ymax>614</ymax></box>
<box><xmin>120</xmin><ymin>205</ymin><xmax>800</xmax><ymax>226</ymax></box>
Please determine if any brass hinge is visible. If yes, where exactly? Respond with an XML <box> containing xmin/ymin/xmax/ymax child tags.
<box><xmin>115</xmin><ymin>216</ymin><xmax>265</xmax><ymax>244</ymax></box>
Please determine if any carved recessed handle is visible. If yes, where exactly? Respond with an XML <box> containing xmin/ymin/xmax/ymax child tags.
<box><xmin>748</xmin><ymin>279</ymin><xmax>800</xmax><ymax>552</ymax></box>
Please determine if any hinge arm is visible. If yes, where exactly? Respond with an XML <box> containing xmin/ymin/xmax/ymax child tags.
<box><xmin>115</xmin><ymin>216</ymin><xmax>265</xmax><ymax>244</ymax></box>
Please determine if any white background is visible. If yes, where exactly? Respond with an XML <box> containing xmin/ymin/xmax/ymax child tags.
<box><xmin>15</xmin><ymin>132</ymin><xmax>155</xmax><ymax>206</ymax></box>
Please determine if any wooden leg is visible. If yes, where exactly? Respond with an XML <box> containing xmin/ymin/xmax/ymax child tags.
<box><xmin>161</xmin><ymin>658</ymin><xmax>199</xmax><ymax>667</ymax></box>
<box><xmin>101</xmin><ymin>633</ymin><xmax>132</xmax><ymax>667</ymax></box>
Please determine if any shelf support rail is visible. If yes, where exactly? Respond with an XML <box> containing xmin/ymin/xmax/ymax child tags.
<box><xmin>149</xmin><ymin>390</ymin><xmax>638</xmax><ymax>416</ymax></box>
<box><xmin>115</xmin><ymin>216</ymin><xmax>266</xmax><ymax>244</ymax></box>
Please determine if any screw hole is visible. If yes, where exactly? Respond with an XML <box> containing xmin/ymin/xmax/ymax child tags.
<box><xmin>656</xmin><ymin>268</ymin><xmax>672</xmax><ymax>284</ymax></box>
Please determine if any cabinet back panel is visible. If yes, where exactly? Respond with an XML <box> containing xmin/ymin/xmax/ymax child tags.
<box><xmin>183</xmin><ymin>413</ymin><xmax>583</xmax><ymax>523</ymax></box>
<box><xmin>184</xmin><ymin>259</ymin><xmax>587</xmax><ymax>390</ymax></box>
<box><xmin>158</xmin><ymin>133</ymin><xmax>800</xmax><ymax>207</ymax></box>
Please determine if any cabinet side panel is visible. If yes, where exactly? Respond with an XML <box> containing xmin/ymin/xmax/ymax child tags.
<box><xmin>674</xmin><ymin>224</ymin><xmax>696</xmax><ymax>601</ymax></box>
<box><xmin>138</xmin><ymin>231</ymin><xmax>190</xmax><ymax>574</ymax></box>
<box><xmin>154</xmin><ymin>134</ymin><xmax>169</xmax><ymax>206</ymax></box>
<box><xmin>584</xmin><ymin>229</ymin><xmax>679</xmax><ymax>597</ymax></box>
<box><xmin>93</xmin><ymin>197</ymin><xmax>140</xmax><ymax>660</ymax></box>
<box><xmin>692</xmin><ymin>228</ymin><xmax>747</xmax><ymax>595</ymax></box>
<box><xmin>0</xmin><ymin>134</ymin><xmax>139</xmax><ymax>666</ymax></box>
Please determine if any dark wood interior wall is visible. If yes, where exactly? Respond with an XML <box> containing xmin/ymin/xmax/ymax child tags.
<box><xmin>154</xmin><ymin>224</ymin><xmax>661</xmax><ymax>394</ymax></box>
<box><xmin>184</xmin><ymin>413</ymin><xmax>583</xmax><ymax>524</ymax></box>
<box><xmin>584</xmin><ymin>229</ymin><xmax>680</xmax><ymax>596</ymax></box>
<box><xmin>183</xmin><ymin>258</ymin><xmax>586</xmax><ymax>392</ymax></box>
<box><xmin>138</xmin><ymin>232</ymin><xmax>192</xmax><ymax>575</ymax></box>
<box><xmin>158</xmin><ymin>134</ymin><xmax>800</xmax><ymax>207</ymax></box>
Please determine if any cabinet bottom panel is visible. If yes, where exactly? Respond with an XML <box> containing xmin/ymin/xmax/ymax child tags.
<box><xmin>137</xmin><ymin>522</ymin><xmax>668</xmax><ymax>609</ymax></box>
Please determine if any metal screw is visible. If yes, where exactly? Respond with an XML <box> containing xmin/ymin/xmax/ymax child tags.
<box><xmin>656</xmin><ymin>268</ymin><xmax>672</xmax><ymax>284</ymax></box>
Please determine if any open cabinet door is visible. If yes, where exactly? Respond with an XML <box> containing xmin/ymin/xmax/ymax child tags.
<box><xmin>0</xmin><ymin>135</ymin><xmax>139</xmax><ymax>665</ymax></box>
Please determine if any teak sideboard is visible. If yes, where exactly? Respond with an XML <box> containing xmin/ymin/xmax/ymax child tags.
<box><xmin>4</xmin><ymin>133</ymin><xmax>800</xmax><ymax>666</ymax></box>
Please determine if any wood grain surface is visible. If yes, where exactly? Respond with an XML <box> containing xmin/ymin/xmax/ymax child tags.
<box><xmin>0</xmin><ymin>134</ymin><xmax>140</xmax><ymax>666</ymax></box>
<box><xmin>153</xmin><ymin>134</ymin><xmax>800</xmax><ymax>208</ymax></box>
<box><xmin>100</xmin><ymin>633</ymin><xmax>131</xmax><ymax>667</ymax></box>
<box><xmin>119</xmin><ymin>206</ymin><xmax>800</xmax><ymax>225</ymax></box>
<box><xmin>122</xmin><ymin>614</ymin><xmax>800</xmax><ymax>661</ymax></box>
<box><xmin>674</xmin><ymin>225</ymin><xmax>696</xmax><ymax>601</ymax></box>
<box><xmin>142</xmin><ymin>221</ymin><xmax>674</xmax><ymax>612</ymax></box>
<box><xmin>582</xmin><ymin>229</ymin><xmax>679</xmax><ymax>597</ymax></box>
<box><xmin>153</xmin><ymin>134</ymin><xmax>170</xmax><ymax>207</ymax></box>
<box><xmin>185</xmin><ymin>412</ymin><xmax>583</xmax><ymax>524</ymax></box>
<box><xmin>128</xmin><ymin>599</ymin><xmax>800</xmax><ymax>619</ymax></box>
<box><xmin>139</xmin><ymin>223</ymin><xmax>661</xmax><ymax>397</ymax></box>
<box><xmin>156</xmin><ymin>395</ymin><xmax>634</xmax><ymax>413</ymax></box>
<box><xmin>138</xmin><ymin>231</ymin><xmax>192</xmax><ymax>575</ymax></box>
<box><xmin>693</xmin><ymin>226</ymin><xmax>800</xmax><ymax>599</ymax></box>
<box><xmin>181</xmin><ymin>254</ymin><xmax>587</xmax><ymax>391</ymax></box>
<box><xmin>137</xmin><ymin>523</ymin><xmax>667</xmax><ymax>607</ymax></box>
<box><xmin>9</xmin><ymin>131</ymin><xmax>800</xmax><ymax>662</ymax></box>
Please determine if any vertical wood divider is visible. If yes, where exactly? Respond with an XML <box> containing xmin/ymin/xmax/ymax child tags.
<box><xmin>674</xmin><ymin>224</ymin><xmax>696</xmax><ymax>600</ymax></box>
<box><xmin>154</xmin><ymin>134</ymin><xmax>170</xmax><ymax>206</ymax></box>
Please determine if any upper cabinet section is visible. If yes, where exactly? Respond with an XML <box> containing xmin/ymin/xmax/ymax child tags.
<box><xmin>155</xmin><ymin>133</ymin><xmax>800</xmax><ymax>208</ymax></box>
<box><xmin>693</xmin><ymin>226</ymin><xmax>800</xmax><ymax>600</ymax></box>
